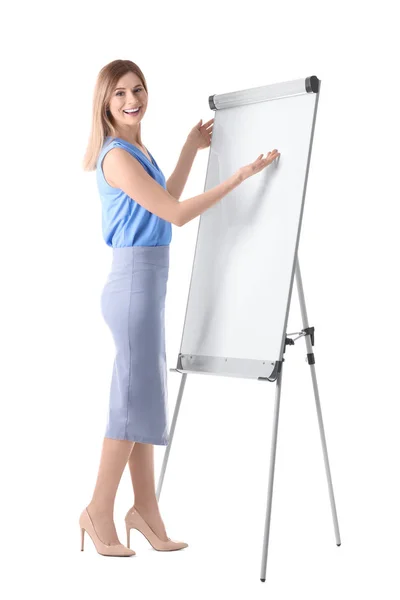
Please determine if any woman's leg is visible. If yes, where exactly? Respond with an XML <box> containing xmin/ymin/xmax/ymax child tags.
<box><xmin>86</xmin><ymin>438</ymin><xmax>135</xmax><ymax>545</ymax></box>
<box><xmin>127</xmin><ymin>442</ymin><xmax>169</xmax><ymax>541</ymax></box>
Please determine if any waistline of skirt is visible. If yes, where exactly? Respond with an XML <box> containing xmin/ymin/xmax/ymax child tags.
<box><xmin>111</xmin><ymin>244</ymin><xmax>170</xmax><ymax>267</ymax></box>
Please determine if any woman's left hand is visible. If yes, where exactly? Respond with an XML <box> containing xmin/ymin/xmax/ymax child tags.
<box><xmin>187</xmin><ymin>118</ymin><xmax>214</xmax><ymax>150</ymax></box>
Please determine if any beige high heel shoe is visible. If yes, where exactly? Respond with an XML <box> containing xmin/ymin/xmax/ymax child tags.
<box><xmin>125</xmin><ymin>506</ymin><xmax>188</xmax><ymax>552</ymax></box>
<box><xmin>79</xmin><ymin>507</ymin><xmax>136</xmax><ymax>556</ymax></box>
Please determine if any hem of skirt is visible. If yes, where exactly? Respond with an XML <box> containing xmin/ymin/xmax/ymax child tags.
<box><xmin>105</xmin><ymin>433</ymin><xmax>169</xmax><ymax>446</ymax></box>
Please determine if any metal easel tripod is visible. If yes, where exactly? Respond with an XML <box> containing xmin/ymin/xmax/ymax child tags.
<box><xmin>156</xmin><ymin>255</ymin><xmax>341</xmax><ymax>583</ymax></box>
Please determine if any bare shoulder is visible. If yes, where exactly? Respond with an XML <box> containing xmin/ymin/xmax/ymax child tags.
<box><xmin>102</xmin><ymin>147</ymin><xmax>127</xmax><ymax>188</ymax></box>
<box><xmin>102</xmin><ymin>145</ymin><xmax>158</xmax><ymax>189</ymax></box>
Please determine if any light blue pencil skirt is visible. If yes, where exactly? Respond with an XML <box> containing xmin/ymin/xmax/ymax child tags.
<box><xmin>100</xmin><ymin>245</ymin><xmax>170</xmax><ymax>446</ymax></box>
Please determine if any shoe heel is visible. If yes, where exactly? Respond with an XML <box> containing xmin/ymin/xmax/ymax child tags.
<box><xmin>79</xmin><ymin>508</ymin><xmax>136</xmax><ymax>556</ymax></box>
<box><xmin>124</xmin><ymin>507</ymin><xmax>189</xmax><ymax>552</ymax></box>
<box><xmin>126</xmin><ymin>525</ymin><xmax>131</xmax><ymax>548</ymax></box>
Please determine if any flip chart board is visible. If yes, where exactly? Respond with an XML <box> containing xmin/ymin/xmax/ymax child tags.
<box><xmin>176</xmin><ymin>76</ymin><xmax>320</xmax><ymax>381</ymax></box>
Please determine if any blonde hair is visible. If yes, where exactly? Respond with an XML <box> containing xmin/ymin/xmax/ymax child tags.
<box><xmin>82</xmin><ymin>59</ymin><xmax>148</xmax><ymax>171</ymax></box>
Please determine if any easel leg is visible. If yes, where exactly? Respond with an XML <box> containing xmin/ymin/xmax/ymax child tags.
<box><xmin>156</xmin><ymin>372</ymin><xmax>188</xmax><ymax>501</ymax></box>
<box><xmin>260</xmin><ymin>362</ymin><xmax>284</xmax><ymax>582</ymax></box>
<box><xmin>295</xmin><ymin>256</ymin><xmax>341</xmax><ymax>546</ymax></box>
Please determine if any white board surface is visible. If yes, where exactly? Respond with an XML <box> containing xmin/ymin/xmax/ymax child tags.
<box><xmin>177</xmin><ymin>78</ymin><xmax>319</xmax><ymax>380</ymax></box>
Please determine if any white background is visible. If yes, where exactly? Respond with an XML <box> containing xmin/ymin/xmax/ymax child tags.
<box><xmin>2</xmin><ymin>1</ymin><xmax>399</xmax><ymax>598</ymax></box>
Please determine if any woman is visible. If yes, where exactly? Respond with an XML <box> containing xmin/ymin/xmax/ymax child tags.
<box><xmin>79</xmin><ymin>59</ymin><xmax>280</xmax><ymax>557</ymax></box>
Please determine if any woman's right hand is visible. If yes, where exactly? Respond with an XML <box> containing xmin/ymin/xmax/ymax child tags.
<box><xmin>237</xmin><ymin>149</ymin><xmax>280</xmax><ymax>182</ymax></box>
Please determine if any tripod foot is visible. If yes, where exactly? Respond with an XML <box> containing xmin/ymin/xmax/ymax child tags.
<box><xmin>261</xmin><ymin>579</ymin><xmax>266</xmax><ymax>582</ymax></box>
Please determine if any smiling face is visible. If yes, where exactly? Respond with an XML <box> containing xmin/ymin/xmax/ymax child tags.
<box><xmin>107</xmin><ymin>71</ymin><xmax>148</xmax><ymax>137</ymax></box>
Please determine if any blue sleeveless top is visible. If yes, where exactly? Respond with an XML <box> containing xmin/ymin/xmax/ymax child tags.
<box><xmin>96</xmin><ymin>136</ymin><xmax>172</xmax><ymax>247</ymax></box>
